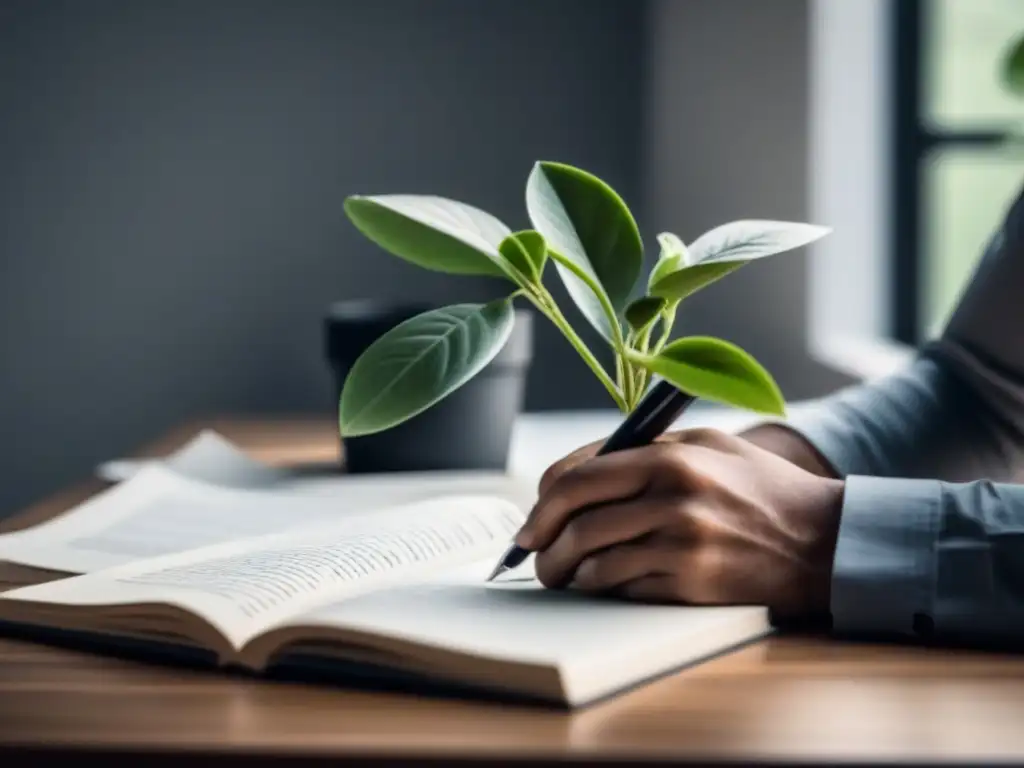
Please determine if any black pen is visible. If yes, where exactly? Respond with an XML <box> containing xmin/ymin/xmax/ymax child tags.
<box><xmin>485</xmin><ymin>379</ymin><xmax>698</xmax><ymax>581</ymax></box>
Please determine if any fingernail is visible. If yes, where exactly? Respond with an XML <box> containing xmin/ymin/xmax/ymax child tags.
<box><xmin>574</xmin><ymin>558</ymin><xmax>594</xmax><ymax>582</ymax></box>
<box><xmin>515</xmin><ymin>526</ymin><xmax>534</xmax><ymax>548</ymax></box>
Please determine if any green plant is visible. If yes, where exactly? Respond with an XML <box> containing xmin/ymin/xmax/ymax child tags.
<box><xmin>337</xmin><ymin>161</ymin><xmax>830</xmax><ymax>437</ymax></box>
<box><xmin>1002</xmin><ymin>31</ymin><xmax>1024</xmax><ymax>98</ymax></box>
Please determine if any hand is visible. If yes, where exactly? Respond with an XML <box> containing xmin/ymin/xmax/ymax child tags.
<box><xmin>516</xmin><ymin>428</ymin><xmax>845</xmax><ymax>617</ymax></box>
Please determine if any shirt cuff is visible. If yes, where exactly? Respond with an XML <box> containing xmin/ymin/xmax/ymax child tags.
<box><xmin>829</xmin><ymin>475</ymin><xmax>941</xmax><ymax>637</ymax></box>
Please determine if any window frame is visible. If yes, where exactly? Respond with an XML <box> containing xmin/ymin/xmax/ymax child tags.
<box><xmin>890</xmin><ymin>0</ymin><xmax>1015</xmax><ymax>344</ymax></box>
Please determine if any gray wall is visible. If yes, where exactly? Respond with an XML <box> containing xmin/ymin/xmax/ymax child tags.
<box><xmin>0</xmin><ymin>0</ymin><xmax>847</xmax><ymax>519</ymax></box>
<box><xmin>641</xmin><ymin>0</ymin><xmax>850</xmax><ymax>401</ymax></box>
<box><xmin>0</xmin><ymin>0</ymin><xmax>642</xmax><ymax>516</ymax></box>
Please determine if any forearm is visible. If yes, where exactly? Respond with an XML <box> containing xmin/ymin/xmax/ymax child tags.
<box><xmin>744</xmin><ymin>414</ymin><xmax>1024</xmax><ymax>643</ymax></box>
<box><xmin>742</xmin><ymin>346</ymin><xmax>1024</xmax><ymax>641</ymax></box>
<box><xmin>740</xmin><ymin>186</ymin><xmax>1024</xmax><ymax>643</ymax></box>
<box><xmin>751</xmin><ymin>187</ymin><xmax>1024</xmax><ymax>484</ymax></box>
<box><xmin>741</xmin><ymin>421</ymin><xmax>838</xmax><ymax>478</ymax></box>
<box><xmin>746</xmin><ymin>343</ymin><xmax>1024</xmax><ymax>485</ymax></box>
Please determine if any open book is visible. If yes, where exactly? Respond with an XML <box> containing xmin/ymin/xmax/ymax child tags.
<box><xmin>0</xmin><ymin>445</ymin><xmax>537</xmax><ymax>589</ymax></box>
<box><xmin>0</xmin><ymin>494</ymin><xmax>771</xmax><ymax>707</ymax></box>
<box><xmin>95</xmin><ymin>429</ymin><xmax>295</xmax><ymax>487</ymax></box>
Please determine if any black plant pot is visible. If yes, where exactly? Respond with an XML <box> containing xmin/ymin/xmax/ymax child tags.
<box><xmin>324</xmin><ymin>300</ymin><xmax>534</xmax><ymax>474</ymax></box>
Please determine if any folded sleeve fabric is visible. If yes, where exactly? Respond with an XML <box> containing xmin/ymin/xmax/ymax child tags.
<box><xmin>777</xmin><ymin>184</ymin><xmax>1024</xmax><ymax>643</ymax></box>
<box><xmin>827</xmin><ymin>475</ymin><xmax>1024</xmax><ymax>644</ymax></box>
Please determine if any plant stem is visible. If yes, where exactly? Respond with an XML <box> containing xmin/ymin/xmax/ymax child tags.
<box><xmin>532</xmin><ymin>289</ymin><xmax>626</xmax><ymax>411</ymax></box>
<box><xmin>620</xmin><ymin>353</ymin><xmax>635</xmax><ymax>407</ymax></box>
<box><xmin>546</xmin><ymin>250</ymin><xmax>628</xmax><ymax>355</ymax></box>
<box><xmin>622</xmin><ymin>330</ymin><xmax>639</xmax><ymax>406</ymax></box>
<box><xmin>511</xmin><ymin>256</ymin><xmax>628</xmax><ymax>410</ymax></box>
<box><xmin>652</xmin><ymin>302</ymin><xmax>678</xmax><ymax>353</ymax></box>
<box><xmin>620</xmin><ymin>323</ymin><xmax>660</xmax><ymax>409</ymax></box>
<box><xmin>637</xmin><ymin>324</ymin><xmax>654</xmax><ymax>355</ymax></box>
<box><xmin>636</xmin><ymin>366</ymin><xmax>649</xmax><ymax>407</ymax></box>
<box><xmin>631</xmin><ymin>363</ymin><xmax>647</xmax><ymax>402</ymax></box>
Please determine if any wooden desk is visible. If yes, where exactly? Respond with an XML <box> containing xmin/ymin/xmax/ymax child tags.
<box><xmin>2</xmin><ymin>420</ymin><xmax>1024</xmax><ymax>766</ymax></box>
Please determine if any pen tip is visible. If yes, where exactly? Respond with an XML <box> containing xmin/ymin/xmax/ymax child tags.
<box><xmin>485</xmin><ymin>563</ymin><xmax>508</xmax><ymax>582</ymax></box>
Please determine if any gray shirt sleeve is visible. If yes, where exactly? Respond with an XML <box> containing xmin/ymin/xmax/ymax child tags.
<box><xmin>780</xmin><ymin>183</ymin><xmax>1024</xmax><ymax>643</ymax></box>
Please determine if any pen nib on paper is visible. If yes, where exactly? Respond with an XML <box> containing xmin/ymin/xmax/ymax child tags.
<box><xmin>483</xmin><ymin>561</ymin><xmax>507</xmax><ymax>581</ymax></box>
<box><xmin>485</xmin><ymin>541</ymin><xmax>533</xmax><ymax>582</ymax></box>
<box><xmin>485</xmin><ymin>561</ymin><xmax>509</xmax><ymax>583</ymax></box>
<box><xmin>485</xmin><ymin>541</ymin><xmax>519</xmax><ymax>582</ymax></box>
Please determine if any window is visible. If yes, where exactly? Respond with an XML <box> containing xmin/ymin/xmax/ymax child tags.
<box><xmin>892</xmin><ymin>0</ymin><xmax>1024</xmax><ymax>344</ymax></box>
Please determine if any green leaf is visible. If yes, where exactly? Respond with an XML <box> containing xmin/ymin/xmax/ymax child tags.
<box><xmin>525</xmin><ymin>161</ymin><xmax>643</xmax><ymax>341</ymax></box>
<box><xmin>624</xmin><ymin>296</ymin><xmax>667</xmax><ymax>333</ymax></box>
<box><xmin>339</xmin><ymin>300</ymin><xmax>515</xmax><ymax>437</ymax></box>
<box><xmin>1002</xmin><ymin>33</ymin><xmax>1024</xmax><ymax>97</ymax></box>
<box><xmin>647</xmin><ymin>232</ymin><xmax>689</xmax><ymax>291</ymax></box>
<box><xmin>499</xmin><ymin>230</ymin><xmax>548</xmax><ymax>283</ymax></box>
<box><xmin>344</xmin><ymin>195</ymin><xmax>513</xmax><ymax>279</ymax></box>
<box><xmin>649</xmin><ymin>220</ymin><xmax>831</xmax><ymax>302</ymax></box>
<box><xmin>632</xmin><ymin>336</ymin><xmax>785</xmax><ymax>415</ymax></box>
<box><xmin>650</xmin><ymin>261</ymin><xmax>747</xmax><ymax>302</ymax></box>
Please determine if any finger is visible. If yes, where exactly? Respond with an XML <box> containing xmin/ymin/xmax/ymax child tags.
<box><xmin>673</xmin><ymin>427</ymin><xmax>744</xmax><ymax>454</ymax></box>
<box><xmin>570</xmin><ymin>538</ymin><xmax>679</xmax><ymax>593</ymax></box>
<box><xmin>537</xmin><ymin>431</ymin><xmax>687</xmax><ymax>499</ymax></box>
<box><xmin>534</xmin><ymin>499</ymin><xmax>673</xmax><ymax>589</ymax></box>
<box><xmin>538</xmin><ymin>440</ymin><xmax>603</xmax><ymax>497</ymax></box>
<box><xmin>517</xmin><ymin>445</ymin><xmax>669</xmax><ymax>551</ymax></box>
<box><xmin>673</xmin><ymin>426</ymin><xmax>729</xmax><ymax>445</ymax></box>
<box><xmin>614</xmin><ymin>574</ymin><xmax>682</xmax><ymax>604</ymax></box>
<box><xmin>617</xmin><ymin>546</ymin><xmax>733</xmax><ymax>605</ymax></box>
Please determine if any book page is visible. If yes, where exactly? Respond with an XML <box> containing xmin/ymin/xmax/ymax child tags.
<box><xmin>0</xmin><ymin>467</ymin><xmax>373</xmax><ymax>574</ymax></box>
<box><xmin>96</xmin><ymin>430</ymin><xmax>289</xmax><ymax>487</ymax></box>
<box><xmin>269</xmin><ymin>560</ymin><xmax>769</xmax><ymax>703</ymax></box>
<box><xmin>99</xmin><ymin>431</ymin><xmax>536</xmax><ymax>509</ymax></box>
<box><xmin>104</xmin><ymin>428</ymin><xmax>531</xmax><ymax>486</ymax></box>
<box><xmin>281</xmin><ymin>559</ymin><xmax>758</xmax><ymax>664</ymax></box>
<box><xmin>269</xmin><ymin>470</ymin><xmax>537</xmax><ymax>511</ymax></box>
<box><xmin>0</xmin><ymin>464</ymin><xmax>533</xmax><ymax>576</ymax></box>
<box><xmin>0</xmin><ymin>496</ymin><xmax>523</xmax><ymax>650</ymax></box>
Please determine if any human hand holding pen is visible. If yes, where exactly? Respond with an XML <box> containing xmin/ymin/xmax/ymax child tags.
<box><xmin>513</xmin><ymin>427</ymin><xmax>847</xmax><ymax>618</ymax></box>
